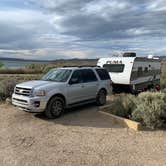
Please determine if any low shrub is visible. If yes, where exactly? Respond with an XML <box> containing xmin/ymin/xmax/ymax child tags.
<box><xmin>108</xmin><ymin>94</ymin><xmax>136</xmax><ymax>118</ymax></box>
<box><xmin>0</xmin><ymin>75</ymin><xmax>42</xmax><ymax>100</ymax></box>
<box><xmin>43</xmin><ymin>64</ymin><xmax>57</xmax><ymax>73</ymax></box>
<box><xmin>26</xmin><ymin>63</ymin><xmax>46</xmax><ymax>71</ymax></box>
<box><xmin>107</xmin><ymin>92</ymin><xmax>166</xmax><ymax>129</ymax></box>
<box><xmin>0</xmin><ymin>78</ymin><xmax>17</xmax><ymax>100</ymax></box>
<box><xmin>161</xmin><ymin>60</ymin><xmax>166</xmax><ymax>89</ymax></box>
<box><xmin>0</xmin><ymin>62</ymin><xmax>4</xmax><ymax>68</ymax></box>
<box><xmin>131</xmin><ymin>92</ymin><xmax>166</xmax><ymax>129</ymax></box>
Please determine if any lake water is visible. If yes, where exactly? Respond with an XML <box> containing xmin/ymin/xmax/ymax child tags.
<box><xmin>1</xmin><ymin>60</ymin><xmax>49</xmax><ymax>68</ymax></box>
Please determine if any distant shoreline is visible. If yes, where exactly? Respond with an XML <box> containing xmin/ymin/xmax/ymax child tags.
<box><xmin>0</xmin><ymin>58</ymin><xmax>98</xmax><ymax>68</ymax></box>
<box><xmin>0</xmin><ymin>57</ymin><xmax>50</xmax><ymax>62</ymax></box>
<box><xmin>0</xmin><ymin>57</ymin><xmax>98</xmax><ymax>62</ymax></box>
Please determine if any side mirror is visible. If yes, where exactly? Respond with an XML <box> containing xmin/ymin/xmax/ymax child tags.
<box><xmin>69</xmin><ymin>78</ymin><xmax>79</xmax><ymax>85</ymax></box>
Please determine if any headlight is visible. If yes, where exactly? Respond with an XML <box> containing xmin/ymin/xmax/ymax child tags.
<box><xmin>34</xmin><ymin>90</ymin><xmax>46</xmax><ymax>96</ymax></box>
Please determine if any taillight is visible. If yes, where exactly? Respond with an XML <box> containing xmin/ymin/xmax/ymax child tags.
<box><xmin>155</xmin><ymin>85</ymin><xmax>160</xmax><ymax>91</ymax></box>
<box><xmin>110</xmin><ymin>80</ymin><xmax>113</xmax><ymax>87</ymax></box>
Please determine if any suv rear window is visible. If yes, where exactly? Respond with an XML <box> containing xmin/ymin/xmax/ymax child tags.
<box><xmin>103</xmin><ymin>64</ymin><xmax>124</xmax><ymax>73</ymax></box>
<box><xmin>95</xmin><ymin>69</ymin><xmax>110</xmax><ymax>80</ymax></box>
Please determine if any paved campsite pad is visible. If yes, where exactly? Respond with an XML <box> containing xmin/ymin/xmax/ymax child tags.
<box><xmin>0</xmin><ymin>104</ymin><xmax>166</xmax><ymax>166</ymax></box>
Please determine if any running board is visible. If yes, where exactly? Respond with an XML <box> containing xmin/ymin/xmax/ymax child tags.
<box><xmin>67</xmin><ymin>99</ymin><xmax>96</xmax><ymax>108</ymax></box>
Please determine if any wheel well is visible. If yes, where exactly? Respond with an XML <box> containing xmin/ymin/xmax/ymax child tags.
<box><xmin>99</xmin><ymin>88</ymin><xmax>107</xmax><ymax>95</ymax></box>
<box><xmin>48</xmin><ymin>94</ymin><xmax>66</xmax><ymax>106</ymax></box>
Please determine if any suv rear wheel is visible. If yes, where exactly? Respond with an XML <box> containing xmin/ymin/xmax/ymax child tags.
<box><xmin>45</xmin><ymin>96</ymin><xmax>65</xmax><ymax>119</ymax></box>
<box><xmin>96</xmin><ymin>89</ymin><xmax>106</xmax><ymax>106</ymax></box>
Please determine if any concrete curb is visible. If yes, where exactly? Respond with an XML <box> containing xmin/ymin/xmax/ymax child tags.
<box><xmin>99</xmin><ymin>105</ymin><xmax>142</xmax><ymax>131</ymax></box>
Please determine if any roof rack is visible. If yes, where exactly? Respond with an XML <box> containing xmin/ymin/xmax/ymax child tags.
<box><xmin>78</xmin><ymin>65</ymin><xmax>100</xmax><ymax>68</ymax></box>
<box><xmin>62</xmin><ymin>66</ymin><xmax>78</xmax><ymax>67</ymax></box>
<box><xmin>63</xmin><ymin>65</ymin><xmax>100</xmax><ymax>68</ymax></box>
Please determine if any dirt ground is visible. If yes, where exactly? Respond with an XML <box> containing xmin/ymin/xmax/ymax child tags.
<box><xmin>0</xmin><ymin>103</ymin><xmax>166</xmax><ymax>166</ymax></box>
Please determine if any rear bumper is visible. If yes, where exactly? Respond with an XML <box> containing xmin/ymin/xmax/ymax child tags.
<box><xmin>12</xmin><ymin>93</ymin><xmax>48</xmax><ymax>113</ymax></box>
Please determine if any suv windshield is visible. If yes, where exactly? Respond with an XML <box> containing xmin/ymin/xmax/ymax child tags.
<box><xmin>41</xmin><ymin>69</ymin><xmax>72</xmax><ymax>82</ymax></box>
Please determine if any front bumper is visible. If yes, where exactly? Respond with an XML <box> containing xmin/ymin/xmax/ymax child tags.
<box><xmin>12</xmin><ymin>93</ymin><xmax>48</xmax><ymax>113</ymax></box>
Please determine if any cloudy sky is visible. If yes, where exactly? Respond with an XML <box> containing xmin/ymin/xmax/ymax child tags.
<box><xmin>0</xmin><ymin>0</ymin><xmax>166</xmax><ymax>60</ymax></box>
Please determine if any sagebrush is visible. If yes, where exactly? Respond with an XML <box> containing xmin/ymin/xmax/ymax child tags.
<box><xmin>109</xmin><ymin>92</ymin><xmax>166</xmax><ymax>129</ymax></box>
<box><xmin>161</xmin><ymin>60</ymin><xmax>166</xmax><ymax>89</ymax></box>
<box><xmin>0</xmin><ymin>78</ymin><xmax>17</xmax><ymax>100</ymax></box>
<box><xmin>108</xmin><ymin>94</ymin><xmax>136</xmax><ymax>118</ymax></box>
<box><xmin>131</xmin><ymin>92</ymin><xmax>166</xmax><ymax>129</ymax></box>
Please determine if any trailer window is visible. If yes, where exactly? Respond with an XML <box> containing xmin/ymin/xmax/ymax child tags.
<box><xmin>137</xmin><ymin>67</ymin><xmax>143</xmax><ymax>77</ymax></box>
<box><xmin>144</xmin><ymin>67</ymin><xmax>148</xmax><ymax>73</ymax></box>
<box><xmin>103</xmin><ymin>64</ymin><xmax>124</xmax><ymax>73</ymax></box>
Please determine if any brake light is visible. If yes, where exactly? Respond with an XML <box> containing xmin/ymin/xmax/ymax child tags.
<box><xmin>155</xmin><ymin>85</ymin><xmax>160</xmax><ymax>91</ymax></box>
<box><xmin>110</xmin><ymin>80</ymin><xmax>113</xmax><ymax>87</ymax></box>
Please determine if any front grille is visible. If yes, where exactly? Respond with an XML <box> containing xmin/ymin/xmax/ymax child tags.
<box><xmin>15</xmin><ymin>87</ymin><xmax>32</xmax><ymax>96</ymax></box>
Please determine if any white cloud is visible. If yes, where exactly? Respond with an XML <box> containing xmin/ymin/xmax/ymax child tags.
<box><xmin>127</xmin><ymin>28</ymin><xmax>151</xmax><ymax>36</ymax></box>
<box><xmin>82</xmin><ymin>0</ymin><xmax>131</xmax><ymax>19</ymax></box>
<box><xmin>0</xmin><ymin>9</ymin><xmax>49</xmax><ymax>24</ymax></box>
<box><xmin>146</xmin><ymin>0</ymin><xmax>166</xmax><ymax>12</ymax></box>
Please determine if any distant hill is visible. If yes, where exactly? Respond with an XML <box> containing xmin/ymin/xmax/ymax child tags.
<box><xmin>0</xmin><ymin>57</ymin><xmax>98</xmax><ymax>62</ymax></box>
<box><xmin>0</xmin><ymin>57</ymin><xmax>50</xmax><ymax>62</ymax></box>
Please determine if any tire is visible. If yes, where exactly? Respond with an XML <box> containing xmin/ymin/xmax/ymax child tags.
<box><xmin>96</xmin><ymin>89</ymin><xmax>106</xmax><ymax>106</ymax></box>
<box><xmin>45</xmin><ymin>96</ymin><xmax>65</xmax><ymax>119</ymax></box>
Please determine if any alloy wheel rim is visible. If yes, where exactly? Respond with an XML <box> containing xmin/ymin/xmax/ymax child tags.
<box><xmin>99</xmin><ymin>92</ymin><xmax>106</xmax><ymax>104</ymax></box>
<box><xmin>51</xmin><ymin>100</ymin><xmax>63</xmax><ymax>116</ymax></box>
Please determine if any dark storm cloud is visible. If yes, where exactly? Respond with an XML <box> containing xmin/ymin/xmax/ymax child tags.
<box><xmin>0</xmin><ymin>9</ymin><xmax>54</xmax><ymax>50</ymax></box>
<box><xmin>0</xmin><ymin>22</ymin><xmax>37</xmax><ymax>49</ymax></box>
<box><xmin>1</xmin><ymin>0</ymin><xmax>166</xmax><ymax>59</ymax></box>
<box><xmin>39</xmin><ymin>0</ymin><xmax>93</xmax><ymax>14</ymax></box>
<box><xmin>44</xmin><ymin>0</ymin><xmax>166</xmax><ymax>40</ymax></box>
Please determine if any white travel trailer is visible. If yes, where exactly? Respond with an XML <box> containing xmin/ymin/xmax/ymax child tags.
<box><xmin>97</xmin><ymin>53</ymin><xmax>161</xmax><ymax>93</ymax></box>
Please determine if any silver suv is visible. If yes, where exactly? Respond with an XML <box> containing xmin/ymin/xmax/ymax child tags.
<box><xmin>12</xmin><ymin>66</ymin><xmax>112</xmax><ymax>118</ymax></box>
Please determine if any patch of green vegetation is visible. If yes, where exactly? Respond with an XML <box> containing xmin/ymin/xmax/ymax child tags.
<box><xmin>161</xmin><ymin>60</ymin><xmax>166</xmax><ymax>89</ymax></box>
<box><xmin>107</xmin><ymin>92</ymin><xmax>166</xmax><ymax>129</ymax></box>
<box><xmin>132</xmin><ymin>92</ymin><xmax>166</xmax><ymax>129</ymax></box>
<box><xmin>0</xmin><ymin>62</ymin><xmax>4</xmax><ymax>68</ymax></box>
<box><xmin>0</xmin><ymin>78</ymin><xmax>17</xmax><ymax>100</ymax></box>
<box><xmin>107</xmin><ymin>94</ymin><xmax>136</xmax><ymax>119</ymax></box>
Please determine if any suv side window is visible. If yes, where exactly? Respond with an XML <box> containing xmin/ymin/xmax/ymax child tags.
<box><xmin>95</xmin><ymin>69</ymin><xmax>110</xmax><ymax>80</ymax></box>
<box><xmin>69</xmin><ymin>70</ymin><xmax>83</xmax><ymax>84</ymax></box>
<box><xmin>82</xmin><ymin>69</ymin><xmax>98</xmax><ymax>83</ymax></box>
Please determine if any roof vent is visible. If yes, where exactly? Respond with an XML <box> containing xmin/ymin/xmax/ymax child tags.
<box><xmin>123</xmin><ymin>52</ymin><xmax>136</xmax><ymax>57</ymax></box>
<box><xmin>147</xmin><ymin>54</ymin><xmax>154</xmax><ymax>59</ymax></box>
<box><xmin>147</xmin><ymin>55</ymin><xmax>159</xmax><ymax>59</ymax></box>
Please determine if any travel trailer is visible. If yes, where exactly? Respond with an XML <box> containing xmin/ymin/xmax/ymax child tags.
<box><xmin>97</xmin><ymin>53</ymin><xmax>161</xmax><ymax>93</ymax></box>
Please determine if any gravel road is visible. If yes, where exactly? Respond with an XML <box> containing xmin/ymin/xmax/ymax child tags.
<box><xmin>0</xmin><ymin>104</ymin><xmax>166</xmax><ymax>166</ymax></box>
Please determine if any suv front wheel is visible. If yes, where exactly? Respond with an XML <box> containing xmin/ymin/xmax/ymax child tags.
<box><xmin>96</xmin><ymin>89</ymin><xmax>106</xmax><ymax>106</ymax></box>
<box><xmin>45</xmin><ymin>96</ymin><xmax>65</xmax><ymax>119</ymax></box>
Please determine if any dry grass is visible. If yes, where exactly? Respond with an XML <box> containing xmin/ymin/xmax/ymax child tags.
<box><xmin>0</xmin><ymin>74</ymin><xmax>42</xmax><ymax>81</ymax></box>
